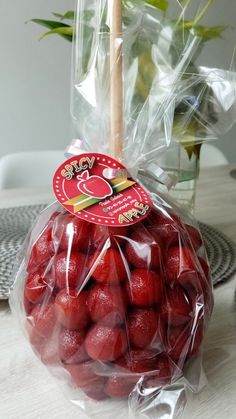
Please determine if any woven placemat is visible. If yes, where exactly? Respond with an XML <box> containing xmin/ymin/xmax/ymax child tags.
<box><xmin>0</xmin><ymin>205</ymin><xmax>46</xmax><ymax>299</ymax></box>
<box><xmin>0</xmin><ymin>205</ymin><xmax>236</xmax><ymax>299</ymax></box>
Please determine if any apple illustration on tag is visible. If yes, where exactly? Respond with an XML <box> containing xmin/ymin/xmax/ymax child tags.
<box><xmin>77</xmin><ymin>171</ymin><xmax>113</xmax><ymax>199</ymax></box>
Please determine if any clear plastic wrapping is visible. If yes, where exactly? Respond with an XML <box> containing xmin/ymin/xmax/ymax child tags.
<box><xmin>11</xmin><ymin>197</ymin><xmax>213</xmax><ymax>418</ymax></box>
<box><xmin>10</xmin><ymin>0</ymin><xmax>236</xmax><ymax>417</ymax></box>
<box><xmin>71</xmin><ymin>0</ymin><xmax>236</xmax><ymax>174</ymax></box>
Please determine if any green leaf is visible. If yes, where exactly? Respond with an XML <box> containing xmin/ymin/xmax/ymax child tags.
<box><xmin>177</xmin><ymin>20</ymin><xmax>226</xmax><ymax>42</ymax></box>
<box><xmin>126</xmin><ymin>0</ymin><xmax>168</xmax><ymax>12</ymax></box>
<box><xmin>30</xmin><ymin>19</ymin><xmax>73</xmax><ymax>41</ymax></box>
<box><xmin>192</xmin><ymin>25</ymin><xmax>226</xmax><ymax>42</ymax></box>
<box><xmin>143</xmin><ymin>0</ymin><xmax>168</xmax><ymax>11</ymax></box>
<box><xmin>39</xmin><ymin>26</ymin><xmax>74</xmax><ymax>41</ymax></box>
<box><xmin>30</xmin><ymin>18</ymin><xmax>70</xmax><ymax>30</ymax></box>
<box><xmin>52</xmin><ymin>11</ymin><xmax>75</xmax><ymax>21</ymax></box>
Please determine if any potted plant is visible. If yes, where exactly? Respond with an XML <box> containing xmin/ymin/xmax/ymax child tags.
<box><xmin>31</xmin><ymin>0</ymin><xmax>228</xmax><ymax>211</ymax></box>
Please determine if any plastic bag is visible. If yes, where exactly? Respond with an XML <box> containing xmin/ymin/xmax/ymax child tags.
<box><xmin>10</xmin><ymin>196</ymin><xmax>213</xmax><ymax>418</ymax></box>
<box><xmin>71</xmin><ymin>0</ymin><xmax>236</xmax><ymax>173</ymax></box>
<box><xmin>10</xmin><ymin>0</ymin><xmax>229</xmax><ymax>417</ymax></box>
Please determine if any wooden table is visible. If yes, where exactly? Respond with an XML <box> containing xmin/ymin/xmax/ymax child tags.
<box><xmin>0</xmin><ymin>165</ymin><xmax>236</xmax><ymax>419</ymax></box>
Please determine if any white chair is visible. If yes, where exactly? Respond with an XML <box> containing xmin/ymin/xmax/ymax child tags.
<box><xmin>0</xmin><ymin>150</ymin><xmax>65</xmax><ymax>189</ymax></box>
<box><xmin>200</xmin><ymin>144</ymin><xmax>228</xmax><ymax>168</ymax></box>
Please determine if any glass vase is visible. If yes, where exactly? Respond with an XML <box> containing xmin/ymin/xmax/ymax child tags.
<box><xmin>157</xmin><ymin>143</ymin><xmax>200</xmax><ymax>213</ymax></box>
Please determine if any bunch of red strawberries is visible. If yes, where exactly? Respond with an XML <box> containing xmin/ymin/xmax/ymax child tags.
<box><xmin>23</xmin><ymin>206</ymin><xmax>213</xmax><ymax>401</ymax></box>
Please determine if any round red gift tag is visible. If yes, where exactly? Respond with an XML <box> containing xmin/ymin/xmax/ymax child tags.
<box><xmin>53</xmin><ymin>153</ymin><xmax>152</xmax><ymax>227</ymax></box>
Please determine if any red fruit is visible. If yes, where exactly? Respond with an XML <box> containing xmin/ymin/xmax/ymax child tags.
<box><xmin>108</xmin><ymin>226</ymin><xmax>129</xmax><ymax>243</ymax></box>
<box><xmin>143</xmin><ymin>355</ymin><xmax>172</xmax><ymax>388</ymax></box>
<box><xmin>28</xmin><ymin>328</ymin><xmax>46</xmax><ymax>352</ymax></box>
<box><xmin>54</xmin><ymin>213</ymin><xmax>92</xmax><ymax>252</ymax></box>
<box><xmin>166</xmin><ymin>246</ymin><xmax>196</xmax><ymax>283</ymax></box>
<box><xmin>40</xmin><ymin>339</ymin><xmax>60</xmax><ymax>365</ymax></box>
<box><xmin>24</xmin><ymin>297</ymin><xmax>34</xmax><ymax>315</ymax></box>
<box><xmin>24</xmin><ymin>269</ymin><xmax>54</xmax><ymax>304</ymax></box>
<box><xmin>127</xmin><ymin>269</ymin><xmax>162</xmax><ymax>307</ymax></box>
<box><xmin>27</xmin><ymin>226</ymin><xmax>55</xmax><ymax>272</ymax></box>
<box><xmin>85</xmin><ymin>324</ymin><xmax>127</xmax><ymax>361</ymax></box>
<box><xmin>185</xmin><ymin>224</ymin><xmax>203</xmax><ymax>252</ymax></box>
<box><xmin>55</xmin><ymin>289</ymin><xmax>90</xmax><ymax>330</ymax></box>
<box><xmin>87</xmin><ymin>284</ymin><xmax>128</xmax><ymax>326</ymax></box>
<box><xmin>162</xmin><ymin>286</ymin><xmax>192</xmax><ymax>326</ymax></box>
<box><xmin>198</xmin><ymin>257</ymin><xmax>210</xmax><ymax>281</ymax></box>
<box><xmin>105</xmin><ymin>375</ymin><xmax>137</xmax><ymax>398</ymax></box>
<box><xmin>176</xmin><ymin>270</ymin><xmax>199</xmax><ymax>290</ymax></box>
<box><xmin>59</xmin><ymin>328</ymin><xmax>89</xmax><ymax>364</ymax></box>
<box><xmin>198</xmin><ymin>260</ymin><xmax>213</xmax><ymax>318</ymax></box>
<box><xmin>82</xmin><ymin>384</ymin><xmax>108</xmax><ymax>401</ymax></box>
<box><xmin>53</xmin><ymin>251</ymin><xmax>87</xmax><ymax>289</ymax></box>
<box><xmin>90</xmin><ymin>249</ymin><xmax>127</xmax><ymax>285</ymax></box>
<box><xmin>49</xmin><ymin>211</ymin><xmax>61</xmax><ymax>222</ymax></box>
<box><xmin>91</xmin><ymin>225</ymin><xmax>129</xmax><ymax>249</ymax></box>
<box><xmin>127</xmin><ymin>308</ymin><xmax>160</xmax><ymax>349</ymax></box>
<box><xmin>117</xmin><ymin>349</ymin><xmax>158</xmax><ymax>373</ymax></box>
<box><xmin>66</xmin><ymin>361</ymin><xmax>101</xmax><ymax>388</ymax></box>
<box><xmin>146</xmin><ymin>210</ymin><xmax>181</xmax><ymax>245</ymax></box>
<box><xmin>28</xmin><ymin>303</ymin><xmax>56</xmax><ymax>338</ymax></box>
<box><xmin>167</xmin><ymin>325</ymin><xmax>191</xmax><ymax>362</ymax></box>
<box><xmin>125</xmin><ymin>229</ymin><xmax>161</xmax><ymax>270</ymax></box>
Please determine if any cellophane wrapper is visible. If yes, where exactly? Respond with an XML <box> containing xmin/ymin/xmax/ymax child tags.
<box><xmin>11</xmin><ymin>0</ymin><xmax>236</xmax><ymax>418</ymax></box>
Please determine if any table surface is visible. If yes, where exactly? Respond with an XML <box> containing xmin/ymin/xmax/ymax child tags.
<box><xmin>1</xmin><ymin>164</ymin><xmax>236</xmax><ymax>419</ymax></box>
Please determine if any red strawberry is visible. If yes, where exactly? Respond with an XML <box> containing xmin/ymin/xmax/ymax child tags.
<box><xmin>127</xmin><ymin>308</ymin><xmax>160</xmax><ymax>349</ymax></box>
<box><xmin>82</xmin><ymin>384</ymin><xmax>108</xmax><ymax>401</ymax></box>
<box><xmin>166</xmin><ymin>246</ymin><xmax>196</xmax><ymax>283</ymax></box>
<box><xmin>117</xmin><ymin>349</ymin><xmax>158</xmax><ymax>373</ymax></box>
<box><xmin>143</xmin><ymin>354</ymin><xmax>172</xmax><ymax>388</ymax></box>
<box><xmin>161</xmin><ymin>286</ymin><xmax>192</xmax><ymax>326</ymax></box>
<box><xmin>127</xmin><ymin>269</ymin><xmax>162</xmax><ymax>307</ymax></box>
<box><xmin>54</xmin><ymin>213</ymin><xmax>92</xmax><ymax>253</ymax></box>
<box><xmin>53</xmin><ymin>251</ymin><xmax>87</xmax><ymax>289</ymax></box>
<box><xmin>87</xmin><ymin>284</ymin><xmax>128</xmax><ymax>326</ymax></box>
<box><xmin>166</xmin><ymin>325</ymin><xmax>191</xmax><ymax>363</ymax></box>
<box><xmin>59</xmin><ymin>328</ymin><xmax>89</xmax><ymax>364</ymax></box>
<box><xmin>90</xmin><ymin>248</ymin><xmax>127</xmax><ymax>285</ymax></box>
<box><xmin>27</xmin><ymin>226</ymin><xmax>55</xmax><ymax>272</ymax></box>
<box><xmin>55</xmin><ymin>289</ymin><xmax>90</xmax><ymax>330</ymax></box>
<box><xmin>28</xmin><ymin>303</ymin><xmax>56</xmax><ymax>338</ymax></box>
<box><xmin>198</xmin><ymin>257</ymin><xmax>210</xmax><ymax>281</ymax></box>
<box><xmin>198</xmin><ymin>259</ymin><xmax>213</xmax><ymax>317</ymax></box>
<box><xmin>179</xmin><ymin>259</ymin><xmax>213</xmax><ymax>318</ymax></box>
<box><xmin>40</xmin><ymin>339</ymin><xmax>60</xmax><ymax>365</ymax></box>
<box><xmin>146</xmin><ymin>209</ymin><xmax>181</xmax><ymax>245</ymax></box>
<box><xmin>176</xmin><ymin>270</ymin><xmax>199</xmax><ymax>290</ymax></box>
<box><xmin>85</xmin><ymin>324</ymin><xmax>127</xmax><ymax>361</ymax></box>
<box><xmin>24</xmin><ymin>268</ymin><xmax>54</xmax><ymax>304</ymax></box>
<box><xmin>49</xmin><ymin>211</ymin><xmax>61</xmax><ymax>222</ymax></box>
<box><xmin>28</xmin><ymin>327</ymin><xmax>46</xmax><ymax>352</ymax></box>
<box><xmin>105</xmin><ymin>375</ymin><xmax>137</xmax><ymax>398</ymax></box>
<box><xmin>91</xmin><ymin>225</ymin><xmax>129</xmax><ymax>249</ymax></box>
<box><xmin>125</xmin><ymin>229</ymin><xmax>161</xmax><ymax>270</ymax></box>
<box><xmin>24</xmin><ymin>296</ymin><xmax>34</xmax><ymax>315</ymax></box>
<box><xmin>185</xmin><ymin>224</ymin><xmax>203</xmax><ymax>251</ymax></box>
<box><xmin>66</xmin><ymin>361</ymin><xmax>101</xmax><ymax>388</ymax></box>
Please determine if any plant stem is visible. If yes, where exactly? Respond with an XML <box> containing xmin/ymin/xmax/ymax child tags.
<box><xmin>176</xmin><ymin>0</ymin><xmax>192</xmax><ymax>26</ymax></box>
<box><xmin>194</xmin><ymin>0</ymin><xmax>214</xmax><ymax>26</ymax></box>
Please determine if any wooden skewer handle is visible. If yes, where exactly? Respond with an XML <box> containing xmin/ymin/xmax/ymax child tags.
<box><xmin>110</xmin><ymin>0</ymin><xmax>123</xmax><ymax>160</ymax></box>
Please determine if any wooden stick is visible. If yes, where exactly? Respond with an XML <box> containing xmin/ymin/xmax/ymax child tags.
<box><xmin>110</xmin><ymin>0</ymin><xmax>123</xmax><ymax>160</ymax></box>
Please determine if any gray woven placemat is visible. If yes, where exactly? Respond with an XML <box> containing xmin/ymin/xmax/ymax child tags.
<box><xmin>0</xmin><ymin>205</ymin><xmax>236</xmax><ymax>299</ymax></box>
<box><xmin>0</xmin><ymin>205</ymin><xmax>46</xmax><ymax>299</ymax></box>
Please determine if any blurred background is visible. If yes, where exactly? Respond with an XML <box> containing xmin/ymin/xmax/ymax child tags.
<box><xmin>0</xmin><ymin>0</ymin><xmax>235</xmax><ymax>161</ymax></box>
